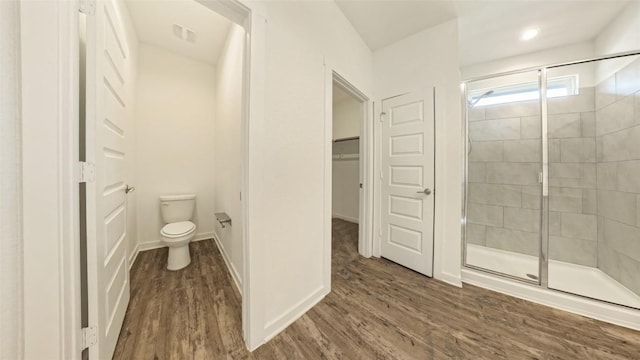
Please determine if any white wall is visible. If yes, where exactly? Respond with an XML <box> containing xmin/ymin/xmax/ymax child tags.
<box><xmin>134</xmin><ymin>44</ymin><xmax>216</xmax><ymax>249</ymax></box>
<box><xmin>1</xmin><ymin>1</ymin><xmax>23</xmax><ymax>358</ymax></box>
<box><xmin>213</xmin><ymin>24</ymin><xmax>244</xmax><ymax>290</ymax></box>
<box><xmin>242</xmin><ymin>0</ymin><xmax>373</xmax><ymax>347</ymax></box>
<box><xmin>332</xmin><ymin>97</ymin><xmax>360</xmax><ymax>139</ymax></box>
<box><xmin>374</xmin><ymin>20</ymin><xmax>462</xmax><ymax>286</ymax></box>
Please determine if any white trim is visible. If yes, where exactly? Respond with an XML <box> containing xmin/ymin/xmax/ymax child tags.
<box><xmin>128</xmin><ymin>244</ymin><xmax>140</xmax><ymax>269</ymax></box>
<box><xmin>212</xmin><ymin>232</ymin><xmax>243</xmax><ymax>295</ymax></box>
<box><xmin>136</xmin><ymin>232</ymin><xmax>215</xmax><ymax>252</ymax></box>
<box><xmin>262</xmin><ymin>286</ymin><xmax>329</xmax><ymax>342</ymax></box>
<box><xmin>332</xmin><ymin>214</ymin><xmax>359</xmax><ymax>224</ymax></box>
<box><xmin>462</xmin><ymin>268</ymin><xmax>640</xmax><ymax>331</ymax></box>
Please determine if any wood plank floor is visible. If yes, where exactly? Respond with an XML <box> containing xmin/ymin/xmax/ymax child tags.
<box><xmin>113</xmin><ymin>219</ymin><xmax>640</xmax><ymax>359</ymax></box>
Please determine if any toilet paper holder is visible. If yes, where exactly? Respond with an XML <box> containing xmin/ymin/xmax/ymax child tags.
<box><xmin>215</xmin><ymin>212</ymin><xmax>232</xmax><ymax>228</ymax></box>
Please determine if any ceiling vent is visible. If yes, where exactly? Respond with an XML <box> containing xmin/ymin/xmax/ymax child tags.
<box><xmin>172</xmin><ymin>24</ymin><xmax>196</xmax><ymax>43</ymax></box>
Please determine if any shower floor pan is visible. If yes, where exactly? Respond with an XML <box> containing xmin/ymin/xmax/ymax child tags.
<box><xmin>466</xmin><ymin>244</ymin><xmax>640</xmax><ymax>309</ymax></box>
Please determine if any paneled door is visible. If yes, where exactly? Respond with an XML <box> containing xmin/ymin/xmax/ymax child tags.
<box><xmin>85</xmin><ymin>1</ymin><xmax>131</xmax><ymax>358</ymax></box>
<box><xmin>381</xmin><ymin>90</ymin><xmax>435</xmax><ymax>276</ymax></box>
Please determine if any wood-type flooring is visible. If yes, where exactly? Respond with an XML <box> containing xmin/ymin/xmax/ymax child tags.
<box><xmin>113</xmin><ymin>219</ymin><xmax>640</xmax><ymax>359</ymax></box>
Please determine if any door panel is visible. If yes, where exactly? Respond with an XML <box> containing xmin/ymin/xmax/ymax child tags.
<box><xmin>86</xmin><ymin>1</ymin><xmax>130</xmax><ymax>358</ymax></box>
<box><xmin>381</xmin><ymin>90</ymin><xmax>435</xmax><ymax>276</ymax></box>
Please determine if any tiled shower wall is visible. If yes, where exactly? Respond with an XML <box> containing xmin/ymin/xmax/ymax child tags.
<box><xmin>467</xmin><ymin>99</ymin><xmax>542</xmax><ymax>256</ymax></box>
<box><xmin>594</xmin><ymin>58</ymin><xmax>640</xmax><ymax>295</ymax></box>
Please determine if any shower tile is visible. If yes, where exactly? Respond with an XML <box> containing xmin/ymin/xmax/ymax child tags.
<box><xmin>468</xmin><ymin>107</ymin><xmax>486</xmax><ymax>122</ymax></box>
<box><xmin>595</xmin><ymin>96</ymin><xmax>634</xmax><ymax>136</ymax></box>
<box><xmin>468</xmin><ymin>183</ymin><xmax>521</xmax><ymax>207</ymax></box>
<box><xmin>636</xmin><ymin>91</ymin><xmax>640</xmax><ymax>124</ymax></box>
<box><xmin>582</xmin><ymin>189</ymin><xmax>597</xmax><ymax>215</ymax></box>
<box><xmin>615</xmin><ymin>58</ymin><xmax>640</xmax><ymax>97</ymax></box>
<box><xmin>485</xmin><ymin>100</ymin><xmax>539</xmax><ymax>119</ymax></box>
<box><xmin>549</xmin><ymin>139</ymin><xmax>561</xmax><ymax>163</ymax></box>
<box><xmin>549</xmin><ymin>235</ymin><xmax>597</xmax><ymax>266</ymax></box>
<box><xmin>468</xmin><ymin>162</ymin><xmax>486</xmax><ymax>183</ymax></box>
<box><xmin>487</xmin><ymin>162</ymin><xmax>540</xmax><ymax>185</ymax></box>
<box><xmin>485</xmin><ymin>227</ymin><xmax>539</xmax><ymax>256</ymax></box>
<box><xmin>549</xmin><ymin>211</ymin><xmax>562</xmax><ymax>236</ymax></box>
<box><xmin>550</xmin><ymin>163</ymin><xmax>596</xmax><ymax>189</ymax></box>
<box><xmin>520</xmin><ymin>115</ymin><xmax>541</xmax><ymax>139</ymax></box>
<box><xmin>549</xmin><ymin>187</ymin><xmax>582</xmax><ymax>213</ymax></box>
<box><xmin>522</xmin><ymin>185</ymin><xmax>542</xmax><ymax>210</ymax></box>
<box><xmin>597</xmin><ymin>190</ymin><xmax>637</xmax><ymax>226</ymax></box>
<box><xmin>601</xmin><ymin>218</ymin><xmax>640</xmax><ymax>263</ymax></box>
<box><xmin>548</xmin><ymin>113</ymin><xmax>581</xmax><ymax>138</ymax></box>
<box><xmin>581</xmin><ymin>112</ymin><xmax>596</xmax><ymax>137</ymax></box>
<box><xmin>469</xmin><ymin>140</ymin><xmax>503</xmax><ymax>162</ymax></box>
<box><xmin>469</xmin><ymin>118</ymin><xmax>520</xmax><ymax>141</ymax></box>
<box><xmin>597</xmin><ymin>162</ymin><xmax>618</xmax><ymax>190</ymax></box>
<box><xmin>601</xmin><ymin>125</ymin><xmax>640</xmax><ymax>162</ymax></box>
<box><xmin>503</xmin><ymin>139</ymin><xmax>541</xmax><ymax>162</ymax></box>
<box><xmin>617</xmin><ymin>160</ymin><xmax>640</xmax><ymax>193</ymax></box>
<box><xmin>598</xmin><ymin>243</ymin><xmax>621</xmax><ymax>284</ymax></box>
<box><xmin>548</xmin><ymin>87</ymin><xmax>595</xmax><ymax>114</ymax></box>
<box><xmin>504</xmin><ymin>207</ymin><xmax>540</xmax><ymax>232</ymax></box>
<box><xmin>550</xmin><ymin>163</ymin><xmax>581</xmax><ymax>179</ymax></box>
<box><xmin>595</xmin><ymin>136</ymin><xmax>603</xmax><ymax>162</ymax></box>
<box><xmin>561</xmin><ymin>213</ymin><xmax>597</xmax><ymax>240</ymax></box>
<box><xmin>637</xmin><ymin>195</ymin><xmax>640</xmax><ymax>227</ymax></box>
<box><xmin>560</xmin><ymin>138</ymin><xmax>595</xmax><ymax>163</ymax></box>
<box><xmin>467</xmin><ymin>203</ymin><xmax>503</xmax><ymax>227</ymax></box>
<box><xmin>617</xmin><ymin>252</ymin><xmax>640</xmax><ymax>296</ymax></box>
<box><xmin>466</xmin><ymin>223</ymin><xmax>486</xmax><ymax>245</ymax></box>
<box><xmin>596</xmin><ymin>75</ymin><xmax>617</xmax><ymax>110</ymax></box>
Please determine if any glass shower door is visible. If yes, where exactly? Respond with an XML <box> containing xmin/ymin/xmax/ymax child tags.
<box><xmin>546</xmin><ymin>55</ymin><xmax>640</xmax><ymax>309</ymax></box>
<box><xmin>464</xmin><ymin>71</ymin><xmax>542</xmax><ymax>282</ymax></box>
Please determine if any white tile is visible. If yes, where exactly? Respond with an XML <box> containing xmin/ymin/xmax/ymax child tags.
<box><xmin>504</xmin><ymin>207</ymin><xmax>540</xmax><ymax>232</ymax></box>
<box><xmin>597</xmin><ymin>162</ymin><xmax>618</xmax><ymax>190</ymax></box>
<box><xmin>549</xmin><ymin>187</ymin><xmax>582</xmax><ymax>213</ymax></box>
<box><xmin>549</xmin><ymin>211</ymin><xmax>562</xmax><ymax>236</ymax></box>
<box><xmin>503</xmin><ymin>139</ymin><xmax>541</xmax><ymax>162</ymax></box>
<box><xmin>548</xmin><ymin>113</ymin><xmax>581</xmax><ymax>138</ymax></box>
<box><xmin>596</xmin><ymin>95</ymin><xmax>635</xmax><ymax>136</ymax></box>
<box><xmin>582</xmin><ymin>189</ymin><xmax>597</xmax><ymax>215</ymax></box>
<box><xmin>596</xmin><ymin>75</ymin><xmax>616</xmax><ymax>110</ymax></box>
<box><xmin>468</xmin><ymin>183</ymin><xmax>521</xmax><ymax>207</ymax></box>
<box><xmin>469</xmin><ymin>140</ymin><xmax>503</xmax><ymax>162</ymax></box>
<box><xmin>581</xmin><ymin>112</ymin><xmax>596</xmax><ymax>137</ymax></box>
<box><xmin>617</xmin><ymin>160</ymin><xmax>640</xmax><ymax>193</ymax></box>
<box><xmin>468</xmin><ymin>162</ymin><xmax>486</xmax><ymax>183</ymax></box>
<box><xmin>487</xmin><ymin>162</ymin><xmax>540</xmax><ymax>185</ymax></box>
<box><xmin>601</xmin><ymin>125</ymin><xmax>640</xmax><ymax>162</ymax></box>
<box><xmin>522</xmin><ymin>185</ymin><xmax>541</xmax><ymax>210</ymax></box>
<box><xmin>466</xmin><ymin>223</ymin><xmax>486</xmax><ymax>245</ymax></box>
<box><xmin>467</xmin><ymin>203</ymin><xmax>503</xmax><ymax>227</ymax></box>
<box><xmin>469</xmin><ymin>118</ymin><xmax>520</xmax><ymax>141</ymax></box>
<box><xmin>601</xmin><ymin>218</ymin><xmax>640</xmax><ymax>263</ymax></box>
<box><xmin>561</xmin><ymin>213</ymin><xmax>597</xmax><ymax>240</ymax></box>
<box><xmin>486</xmin><ymin>227</ymin><xmax>539</xmax><ymax>256</ymax></box>
<box><xmin>468</xmin><ymin>106</ymin><xmax>486</xmax><ymax>122</ymax></box>
<box><xmin>549</xmin><ymin>235</ymin><xmax>597</xmax><ymax>266</ymax></box>
<box><xmin>597</xmin><ymin>190</ymin><xmax>637</xmax><ymax>226</ymax></box>
<box><xmin>520</xmin><ymin>115</ymin><xmax>541</xmax><ymax>139</ymax></box>
<box><xmin>560</xmin><ymin>138</ymin><xmax>595</xmax><ymax>163</ymax></box>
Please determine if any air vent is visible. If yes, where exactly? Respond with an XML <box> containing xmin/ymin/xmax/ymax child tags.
<box><xmin>172</xmin><ymin>24</ymin><xmax>196</xmax><ymax>43</ymax></box>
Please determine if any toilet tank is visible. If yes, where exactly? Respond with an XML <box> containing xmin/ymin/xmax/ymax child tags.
<box><xmin>160</xmin><ymin>194</ymin><xmax>196</xmax><ymax>223</ymax></box>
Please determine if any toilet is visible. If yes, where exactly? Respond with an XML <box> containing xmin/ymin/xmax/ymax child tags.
<box><xmin>160</xmin><ymin>194</ymin><xmax>197</xmax><ymax>270</ymax></box>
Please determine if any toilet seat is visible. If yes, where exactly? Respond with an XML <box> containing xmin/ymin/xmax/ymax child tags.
<box><xmin>161</xmin><ymin>221</ymin><xmax>196</xmax><ymax>238</ymax></box>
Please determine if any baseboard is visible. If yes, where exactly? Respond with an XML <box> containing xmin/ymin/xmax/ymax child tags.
<box><xmin>137</xmin><ymin>231</ymin><xmax>215</xmax><ymax>253</ymax></box>
<box><xmin>128</xmin><ymin>243</ymin><xmax>140</xmax><ymax>269</ymax></box>
<box><xmin>212</xmin><ymin>231</ymin><xmax>243</xmax><ymax>295</ymax></box>
<box><xmin>461</xmin><ymin>268</ymin><xmax>640</xmax><ymax>331</ymax></box>
<box><xmin>332</xmin><ymin>213</ymin><xmax>359</xmax><ymax>224</ymax></box>
<box><xmin>263</xmin><ymin>285</ymin><xmax>329</xmax><ymax>342</ymax></box>
<box><xmin>434</xmin><ymin>270</ymin><xmax>462</xmax><ymax>288</ymax></box>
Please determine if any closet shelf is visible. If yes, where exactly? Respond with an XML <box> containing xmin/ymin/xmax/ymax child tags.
<box><xmin>333</xmin><ymin>136</ymin><xmax>359</xmax><ymax>143</ymax></box>
<box><xmin>332</xmin><ymin>153</ymin><xmax>359</xmax><ymax>160</ymax></box>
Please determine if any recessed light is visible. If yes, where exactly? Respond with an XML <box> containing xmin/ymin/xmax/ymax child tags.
<box><xmin>521</xmin><ymin>28</ymin><xmax>540</xmax><ymax>41</ymax></box>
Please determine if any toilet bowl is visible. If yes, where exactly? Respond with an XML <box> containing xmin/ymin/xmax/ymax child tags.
<box><xmin>161</xmin><ymin>221</ymin><xmax>196</xmax><ymax>270</ymax></box>
<box><xmin>159</xmin><ymin>194</ymin><xmax>197</xmax><ymax>270</ymax></box>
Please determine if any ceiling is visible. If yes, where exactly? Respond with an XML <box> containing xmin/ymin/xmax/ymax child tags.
<box><xmin>335</xmin><ymin>0</ymin><xmax>630</xmax><ymax>66</ymax></box>
<box><xmin>125</xmin><ymin>0</ymin><xmax>231</xmax><ymax>65</ymax></box>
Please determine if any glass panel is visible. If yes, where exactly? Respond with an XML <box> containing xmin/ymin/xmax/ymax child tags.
<box><xmin>465</xmin><ymin>71</ymin><xmax>542</xmax><ymax>282</ymax></box>
<box><xmin>547</xmin><ymin>54</ymin><xmax>640</xmax><ymax>309</ymax></box>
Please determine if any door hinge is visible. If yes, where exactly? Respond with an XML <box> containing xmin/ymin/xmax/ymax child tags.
<box><xmin>379</xmin><ymin>112</ymin><xmax>386</xmax><ymax>122</ymax></box>
<box><xmin>538</xmin><ymin>171</ymin><xmax>543</xmax><ymax>184</ymax></box>
<box><xmin>79</xmin><ymin>161</ymin><xmax>96</xmax><ymax>183</ymax></box>
<box><xmin>79</xmin><ymin>0</ymin><xmax>95</xmax><ymax>14</ymax></box>
<box><xmin>81</xmin><ymin>326</ymin><xmax>97</xmax><ymax>350</ymax></box>
<box><xmin>379</xmin><ymin>171</ymin><xmax>383</xmax><ymax>180</ymax></box>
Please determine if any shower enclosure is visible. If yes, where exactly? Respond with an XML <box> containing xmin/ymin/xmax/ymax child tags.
<box><xmin>462</xmin><ymin>52</ymin><xmax>640</xmax><ymax>310</ymax></box>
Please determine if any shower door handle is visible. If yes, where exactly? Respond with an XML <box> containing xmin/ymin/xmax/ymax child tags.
<box><xmin>417</xmin><ymin>188</ymin><xmax>432</xmax><ymax>195</ymax></box>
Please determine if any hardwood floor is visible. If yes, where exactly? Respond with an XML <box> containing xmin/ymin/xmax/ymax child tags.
<box><xmin>114</xmin><ymin>219</ymin><xmax>640</xmax><ymax>359</ymax></box>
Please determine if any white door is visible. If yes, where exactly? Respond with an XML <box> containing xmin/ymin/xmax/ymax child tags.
<box><xmin>85</xmin><ymin>1</ymin><xmax>131</xmax><ymax>358</ymax></box>
<box><xmin>381</xmin><ymin>90</ymin><xmax>435</xmax><ymax>276</ymax></box>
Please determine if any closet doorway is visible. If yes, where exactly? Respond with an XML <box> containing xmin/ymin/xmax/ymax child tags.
<box><xmin>330</xmin><ymin>73</ymin><xmax>371</xmax><ymax>276</ymax></box>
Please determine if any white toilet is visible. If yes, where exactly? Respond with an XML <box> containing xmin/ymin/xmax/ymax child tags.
<box><xmin>160</xmin><ymin>194</ymin><xmax>197</xmax><ymax>270</ymax></box>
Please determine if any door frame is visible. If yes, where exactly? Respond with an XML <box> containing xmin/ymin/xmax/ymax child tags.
<box><xmin>324</xmin><ymin>65</ymin><xmax>374</xmax><ymax>288</ymax></box>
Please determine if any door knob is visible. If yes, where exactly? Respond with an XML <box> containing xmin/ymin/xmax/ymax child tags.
<box><xmin>125</xmin><ymin>185</ymin><xmax>135</xmax><ymax>194</ymax></box>
<box><xmin>417</xmin><ymin>188</ymin><xmax>432</xmax><ymax>195</ymax></box>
